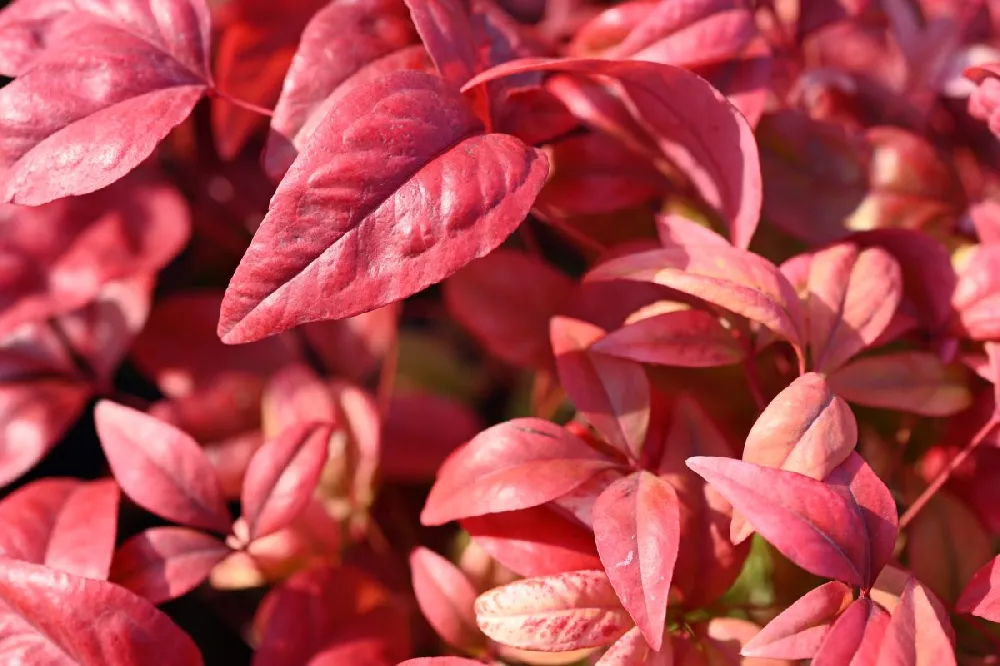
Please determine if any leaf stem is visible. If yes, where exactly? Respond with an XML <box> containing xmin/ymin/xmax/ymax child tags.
<box><xmin>899</xmin><ymin>416</ymin><xmax>1000</xmax><ymax>529</ymax></box>
<box><xmin>532</xmin><ymin>207</ymin><xmax>608</xmax><ymax>257</ymax></box>
<box><xmin>210</xmin><ymin>87</ymin><xmax>275</xmax><ymax>118</ymax></box>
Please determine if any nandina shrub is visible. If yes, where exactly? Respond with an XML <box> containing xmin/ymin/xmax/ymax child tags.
<box><xmin>4</xmin><ymin>0</ymin><xmax>1000</xmax><ymax>664</ymax></box>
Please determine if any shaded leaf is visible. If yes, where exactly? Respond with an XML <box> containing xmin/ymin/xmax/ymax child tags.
<box><xmin>591</xmin><ymin>309</ymin><xmax>743</xmax><ymax>368</ymax></box>
<box><xmin>878</xmin><ymin>576</ymin><xmax>956</xmax><ymax>666</ymax></box>
<box><xmin>812</xmin><ymin>598</ymin><xmax>889</xmax><ymax>666</ymax></box>
<box><xmin>592</xmin><ymin>471</ymin><xmax>680</xmax><ymax>650</ymax></box>
<box><xmin>742</xmin><ymin>581</ymin><xmax>853</xmax><ymax>659</ymax></box>
<box><xmin>475</xmin><ymin>570</ymin><xmax>632</xmax><ymax>651</ymax></box>
<box><xmin>828</xmin><ymin>352</ymin><xmax>972</xmax><ymax>417</ymax></box>
<box><xmin>421</xmin><ymin>418</ymin><xmax>620</xmax><ymax>526</ymax></box>
<box><xmin>0</xmin><ymin>557</ymin><xmax>203</xmax><ymax>664</ymax></box>
<box><xmin>94</xmin><ymin>400</ymin><xmax>230</xmax><ymax>533</ymax></box>
<box><xmin>110</xmin><ymin>527</ymin><xmax>230</xmax><ymax>605</ymax></box>
<box><xmin>220</xmin><ymin>70</ymin><xmax>547</xmax><ymax>343</ymax></box>
<box><xmin>380</xmin><ymin>392</ymin><xmax>482</xmax><ymax>481</ymax></box>
<box><xmin>956</xmin><ymin>555</ymin><xmax>1000</xmax><ymax>622</ymax></box>
<box><xmin>595</xmin><ymin>625</ymin><xmax>671</xmax><ymax>665</ymax></box>
<box><xmin>241</xmin><ymin>422</ymin><xmax>332</xmax><ymax>541</ymax></box>
<box><xmin>410</xmin><ymin>547</ymin><xmax>485</xmax><ymax>652</ymax></box>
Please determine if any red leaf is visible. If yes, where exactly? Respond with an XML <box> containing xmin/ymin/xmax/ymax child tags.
<box><xmin>241</xmin><ymin>422</ymin><xmax>333</xmax><ymax>541</ymax></box>
<box><xmin>264</xmin><ymin>0</ymin><xmax>425</xmax><ymax>179</ymax></box>
<box><xmin>444</xmin><ymin>248</ymin><xmax>573</xmax><ymax>369</ymax></box>
<box><xmin>305</xmin><ymin>637</ymin><xmax>394</xmax><ymax>666</ymax></box>
<box><xmin>421</xmin><ymin>418</ymin><xmax>621</xmax><ymax>526</ymax></box>
<box><xmin>956</xmin><ymin>555</ymin><xmax>1000</xmax><ymax>621</ymax></box>
<box><xmin>0</xmin><ymin>0</ymin><xmax>212</xmax><ymax>204</ymax></box>
<box><xmin>595</xmin><ymin>626</ymin><xmax>671</xmax><ymax>665</ymax></box>
<box><xmin>742</xmin><ymin>581</ymin><xmax>854</xmax><ymax>659</ymax></box>
<box><xmin>686</xmin><ymin>457</ymin><xmax>868</xmax><ymax>586</ymax></box>
<box><xmin>551</xmin><ymin>316</ymin><xmax>651</xmax><ymax>459</ymax></box>
<box><xmin>464</xmin><ymin>57</ymin><xmax>762</xmax><ymax>249</ymax></box>
<box><xmin>828</xmin><ymin>352</ymin><xmax>972</xmax><ymax>417</ymax></box>
<box><xmin>0</xmin><ymin>557</ymin><xmax>203</xmax><ymax>665</ymax></box>
<box><xmin>380</xmin><ymin>392</ymin><xmax>482</xmax><ymax>481</ymax></box>
<box><xmin>825</xmin><ymin>453</ymin><xmax>898</xmax><ymax>587</ymax></box>
<box><xmin>593</xmin><ymin>471</ymin><xmax>680</xmax><ymax>651</ymax></box>
<box><xmin>878</xmin><ymin>576</ymin><xmax>956</xmax><ymax>665</ymax></box>
<box><xmin>475</xmin><ymin>570</ymin><xmax>632</xmax><ymax>651</ymax></box>
<box><xmin>461</xmin><ymin>504</ymin><xmax>603</xmax><ymax>577</ymax></box>
<box><xmin>110</xmin><ymin>527</ymin><xmax>230</xmax><ymax>605</ymax></box>
<box><xmin>954</xmin><ymin>245</ymin><xmax>1000</xmax><ymax>340</ymax></box>
<box><xmin>410</xmin><ymin>547</ymin><xmax>485</xmax><ymax>651</ymax></box>
<box><xmin>0</xmin><ymin>173</ymin><xmax>190</xmax><ymax>337</ymax></box>
<box><xmin>812</xmin><ymin>598</ymin><xmax>889</xmax><ymax>666</ymax></box>
<box><xmin>591</xmin><ymin>309</ymin><xmax>743</xmax><ymax>368</ymax></box>
<box><xmin>94</xmin><ymin>400</ymin><xmax>231</xmax><ymax>533</ymax></box>
<box><xmin>252</xmin><ymin>564</ymin><xmax>392</xmax><ymax>666</ymax></box>
<box><xmin>587</xmin><ymin>245</ymin><xmax>805</xmax><ymax>354</ymax></box>
<box><xmin>403</xmin><ymin>0</ymin><xmax>479</xmax><ymax>87</ymax></box>
<box><xmin>806</xmin><ymin>243</ymin><xmax>903</xmax><ymax>373</ymax></box>
<box><xmin>398</xmin><ymin>659</ymin><xmax>483</xmax><ymax>666</ymax></box>
<box><xmin>220</xmin><ymin>70</ymin><xmax>548</xmax><ymax>343</ymax></box>
<box><xmin>0</xmin><ymin>478</ymin><xmax>118</xmax><ymax>580</ymax></box>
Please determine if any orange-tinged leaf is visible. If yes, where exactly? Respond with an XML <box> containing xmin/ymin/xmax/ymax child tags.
<box><xmin>475</xmin><ymin>570</ymin><xmax>633</xmax><ymax>651</ymax></box>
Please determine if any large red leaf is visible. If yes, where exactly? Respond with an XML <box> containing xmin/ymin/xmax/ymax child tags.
<box><xmin>828</xmin><ymin>352</ymin><xmax>972</xmax><ymax>417</ymax></box>
<box><xmin>220</xmin><ymin>70</ymin><xmax>548</xmax><ymax>343</ymax></box>
<box><xmin>461</xmin><ymin>504</ymin><xmax>604</xmax><ymax>577</ymax></box>
<box><xmin>686</xmin><ymin>457</ymin><xmax>868</xmax><ymax>586</ymax></box>
<box><xmin>0</xmin><ymin>0</ymin><xmax>212</xmax><ymax>204</ymax></box>
<box><xmin>0</xmin><ymin>557</ymin><xmax>203</xmax><ymax>665</ymax></box>
<box><xmin>264</xmin><ymin>0</ymin><xmax>425</xmax><ymax>179</ymax></box>
<box><xmin>586</xmin><ymin>245</ymin><xmax>804</xmax><ymax>355</ymax></box>
<box><xmin>805</xmin><ymin>243</ymin><xmax>903</xmax><ymax>373</ymax></box>
<box><xmin>811</xmin><ymin>598</ymin><xmax>889</xmax><ymax>666</ymax></box>
<box><xmin>475</xmin><ymin>570</ymin><xmax>633</xmax><ymax>651</ymax></box>
<box><xmin>110</xmin><ymin>527</ymin><xmax>230</xmax><ymax>605</ymax></box>
<box><xmin>551</xmin><ymin>316</ymin><xmax>651</xmax><ymax>459</ymax></box>
<box><xmin>591</xmin><ymin>308</ymin><xmax>743</xmax><ymax>368</ymax></box>
<box><xmin>742</xmin><ymin>581</ymin><xmax>853</xmax><ymax>659</ymax></box>
<box><xmin>464</xmin><ymin>57</ymin><xmax>762</xmax><ymax>249</ymax></box>
<box><xmin>421</xmin><ymin>418</ymin><xmax>622</xmax><ymax>526</ymax></box>
<box><xmin>444</xmin><ymin>248</ymin><xmax>573</xmax><ymax>369</ymax></box>
<box><xmin>878</xmin><ymin>576</ymin><xmax>955</xmax><ymax>665</ymax></box>
<box><xmin>410</xmin><ymin>547</ymin><xmax>485</xmax><ymax>652</ymax></box>
<box><xmin>825</xmin><ymin>453</ymin><xmax>898</xmax><ymax>588</ymax></box>
<box><xmin>94</xmin><ymin>400</ymin><xmax>231</xmax><ymax>534</ymax></box>
<box><xmin>0</xmin><ymin>478</ymin><xmax>118</xmax><ymax>580</ymax></box>
<box><xmin>0</xmin><ymin>173</ymin><xmax>190</xmax><ymax>337</ymax></box>
<box><xmin>241</xmin><ymin>422</ymin><xmax>333</xmax><ymax>541</ymax></box>
<box><xmin>956</xmin><ymin>555</ymin><xmax>1000</xmax><ymax>621</ymax></box>
<box><xmin>592</xmin><ymin>471</ymin><xmax>679</xmax><ymax>651</ymax></box>
<box><xmin>652</xmin><ymin>394</ymin><xmax>747</xmax><ymax>609</ymax></box>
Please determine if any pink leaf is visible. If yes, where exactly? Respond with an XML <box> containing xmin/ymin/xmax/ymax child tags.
<box><xmin>956</xmin><ymin>555</ymin><xmax>1000</xmax><ymax>621</ymax></box>
<box><xmin>421</xmin><ymin>418</ymin><xmax>621</xmax><ymax>526</ymax></box>
<box><xmin>220</xmin><ymin>70</ymin><xmax>548</xmax><ymax>343</ymax></box>
<box><xmin>806</xmin><ymin>243</ymin><xmax>903</xmax><ymax>373</ymax></box>
<box><xmin>110</xmin><ymin>527</ymin><xmax>230</xmax><ymax>605</ymax></box>
<box><xmin>742</xmin><ymin>581</ymin><xmax>854</xmax><ymax>659</ymax></box>
<box><xmin>586</xmin><ymin>245</ymin><xmax>804</xmax><ymax>354</ymax></box>
<box><xmin>444</xmin><ymin>248</ymin><xmax>573</xmax><ymax>369</ymax></box>
<box><xmin>828</xmin><ymin>352</ymin><xmax>972</xmax><ymax>417</ymax></box>
<box><xmin>686</xmin><ymin>457</ymin><xmax>868</xmax><ymax>586</ymax></box>
<box><xmin>475</xmin><ymin>570</ymin><xmax>633</xmax><ymax>651</ymax></box>
<box><xmin>398</xmin><ymin>659</ymin><xmax>483</xmax><ymax>666</ymax></box>
<box><xmin>590</xmin><ymin>309</ymin><xmax>743</xmax><ymax>368</ymax></box>
<box><xmin>0</xmin><ymin>0</ymin><xmax>212</xmax><ymax>204</ymax></box>
<box><xmin>812</xmin><ymin>598</ymin><xmax>889</xmax><ymax>666</ymax></box>
<box><xmin>878</xmin><ymin>576</ymin><xmax>956</xmax><ymax>665</ymax></box>
<box><xmin>825</xmin><ymin>453</ymin><xmax>899</xmax><ymax>588</ymax></box>
<box><xmin>0</xmin><ymin>557</ymin><xmax>203</xmax><ymax>664</ymax></box>
<box><xmin>954</xmin><ymin>244</ymin><xmax>1000</xmax><ymax>340</ymax></box>
<box><xmin>551</xmin><ymin>316</ymin><xmax>651</xmax><ymax>459</ymax></box>
<box><xmin>595</xmin><ymin>626</ymin><xmax>671</xmax><ymax>665</ymax></box>
<box><xmin>0</xmin><ymin>478</ymin><xmax>118</xmax><ymax>580</ymax></box>
<box><xmin>464</xmin><ymin>57</ymin><xmax>762</xmax><ymax>249</ymax></box>
<box><xmin>461</xmin><ymin>504</ymin><xmax>603</xmax><ymax>577</ymax></box>
<box><xmin>410</xmin><ymin>547</ymin><xmax>485</xmax><ymax>651</ymax></box>
<box><xmin>241</xmin><ymin>422</ymin><xmax>333</xmax><ymax>541</ymax></box>
<box><xmin>94</xmin><ymin>400</ymin><xmax>230</xmax><ymax>533</ymax></box>
<box><xmin>593</xmin><ymin>471</ymin><xmax>680</xmax><ymax>651</ymax></box>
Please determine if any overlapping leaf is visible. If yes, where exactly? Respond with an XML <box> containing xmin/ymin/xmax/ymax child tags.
<box><xmin>410</xmin><ymin>547</ymin><xmax>485</xmax><ymax>652</ymax></box>
<box><xmin>591</xmin><ymin>308</ymin><xmax>743</xmax><ymax>368</ymax></box>
<box><xmin>878</xmin><ymin>576</ymin><xmax>956</xmax><ymax>665</ymax></box>
<box><xmin>811</xmin><ymin>598</ymin><xmax>889</xmax><ymax>666</ymax></box>
<box><xmin>742</xmin><ymin>581</ymin><xmax>854</xmax><ymax>660</ymax></box>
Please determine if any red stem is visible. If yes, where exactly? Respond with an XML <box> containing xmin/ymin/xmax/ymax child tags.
<box><xmin>211</xmin><ymin>87</ymin><xmax>275</xmax><ymax>118</ymax></box>
<box><xmin>899</xmin><ymin>416</ymin><xmax>1000</xmax><ymax>529</ymax></box>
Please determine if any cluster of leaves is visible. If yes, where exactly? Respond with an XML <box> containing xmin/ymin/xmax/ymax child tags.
<box><xmin>5</xmin><ymin>0</ymin><xmax>1000</xmax><ymax>663</ymax></box>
